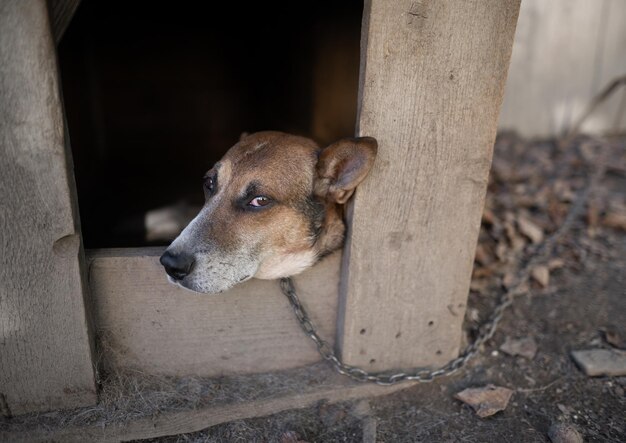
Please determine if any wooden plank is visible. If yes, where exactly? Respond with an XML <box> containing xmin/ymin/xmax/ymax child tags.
<box><xmin>498</xmin><ymin>0</ymin><xmax>626</xmax><ymax>137</ymax></box>
<box><xmin>0</xmin><ymin>0</ymin><xmax>96</xmax><ymax>414</ymax></box>
<box><xmin>1</xmin><ymin>364</ymin><xmax>412</xmax><ymax>442</ymax></box>
<box><xmin>87</xmin><ymin>248</ymin><xmax>341</xmax><ymax>377</ymax></box>
<box><xmin>338</xmin><ymin>0</ymin><xmax>520</xmax><ymax>371</ymax></box>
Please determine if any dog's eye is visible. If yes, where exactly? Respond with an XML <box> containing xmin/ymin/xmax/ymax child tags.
<box><xmin>248</xmin><ymin>196</ymin><xmax>271</xmax><ymax>207</ymax></box>
<box><xmin>203</xmin><ymin>175</ymin><xmax>216</xmax><ymax>194</ymax></box>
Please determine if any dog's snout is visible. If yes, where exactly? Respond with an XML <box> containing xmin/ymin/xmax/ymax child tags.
<box><xmin>160</xmin><ymin>250</ymin><xmax>195</xmax><ymax>281</ymax></box>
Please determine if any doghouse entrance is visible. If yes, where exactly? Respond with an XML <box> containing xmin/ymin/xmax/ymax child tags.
<box><xmin>59</xmin><ymin>0</ymin><xmax>363</xmax><ymax>248</ymax></box>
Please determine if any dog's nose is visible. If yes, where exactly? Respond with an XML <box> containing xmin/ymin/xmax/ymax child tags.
<box><xmin>160</xmin><ymin>250</ymin><xmax>195</xmax><ymax>280</ymax></box>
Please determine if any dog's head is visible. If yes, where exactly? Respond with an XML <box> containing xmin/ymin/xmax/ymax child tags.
<box><xmin>160</xmin><ymin>131</ymin><xmax>377</xmax><ymax>294</ymax></box>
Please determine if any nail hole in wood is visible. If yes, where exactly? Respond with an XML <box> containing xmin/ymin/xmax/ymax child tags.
<box><xmin>369</xmin><ymin>359</ymin><xmax>376</xmax><ymax>364</ymax></box>
<box><xmin>360</xmin><ymin>328</ymin><xmax>366</xmax><ymax>335</ymax></box>
<box><xmin>395</xmin><ymin>332</ymin><xmax>401</xmax><ymax>338</ymax></box>
<box><xmin>428</xmin><ymin>321</ymin><xmax>434</xmax><ymax>327</ymax></box>
<box><xmin>436</xmin><ymin>350</ymin><xmax>442</xmax><ymax>355</ymax></box>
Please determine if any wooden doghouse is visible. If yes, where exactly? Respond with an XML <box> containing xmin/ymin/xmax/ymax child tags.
<box><xmin>0</xmin><ymin>0</ymin><xmax>520</xmax><ymax>425</ymax></box>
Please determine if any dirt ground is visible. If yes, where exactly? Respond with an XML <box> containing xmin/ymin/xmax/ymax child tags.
<box><xmin>145</xmin><ymin>135</ymin><xmax>626</xmax><ymax>443</ymax></box>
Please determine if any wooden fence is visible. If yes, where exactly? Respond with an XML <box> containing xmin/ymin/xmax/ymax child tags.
<box><xmin>499</xmin><ymin>0</ymin><xmax>626</xmax><ymax>137</ymax></box>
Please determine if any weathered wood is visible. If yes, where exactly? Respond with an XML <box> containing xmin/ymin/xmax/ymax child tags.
<box><xmin>88</xmin><ymin>248</ymin><xmax>341</xmax><ymax>376</ymax></box>
<box><xmin>1</xmin><ymin>364</ymin><xmax>411</xmax><ymax>442</ymax></box>
<box><xmin>0</xmin><ymin>0</ymin><xmax>96</xmax><ymax>414</ymax></box>
<box><xmin>339</xmin><ymin>0</ymin><xmax>520</xmax><ymax>371</ymax></box>
<box><xmin>499</xmin><ymin>0</ymin><xmax>626</xmax><ymax>137</ymax></box>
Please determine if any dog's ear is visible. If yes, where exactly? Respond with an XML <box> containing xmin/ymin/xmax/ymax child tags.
<box><xmin>315</xmin><ymin>137</ymin><xmax>377</xmax><ymax>204</ymax></box>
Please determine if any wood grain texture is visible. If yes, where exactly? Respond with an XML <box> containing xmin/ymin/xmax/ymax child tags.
<box><xmin>88</xmin><ymin>248</ymin><xmax>341</xmax><ymax>377</ymax></box>
<box><xmin>2</xmin><ymin>364</ymin><xmax>410</xmax><ymax>442</ymax></box>
<box><xmin>0</xmin><ymin>0</ymin><xmax>95</xmax><ymax>414</ymax></box>
<box><xmin>339</xmin><ymin>0</ymin><xmax>520</xmax><ymax>371</ymax></box>
<box><xmin>499</xmin><ymin>0</ymin><xmax>626</xmax><ymax>137</ymax></box>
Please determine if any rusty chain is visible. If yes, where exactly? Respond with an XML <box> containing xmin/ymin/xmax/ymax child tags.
<box><xmin>280</xmin><ymin>276</ymin><xmax>518</xmax><ymax>385</ymax></box>
<box><xmin>280</xmin><ymin>149</ymin><xmax>605</xmax><ymax>385</ymax></box>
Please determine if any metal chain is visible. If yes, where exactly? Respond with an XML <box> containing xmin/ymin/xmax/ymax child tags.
<box><xmin>280</xmin><ymin>276</ymin><xmax>518</xmax><ymax>385</ymax></box>
<box><xmin>280</xmin><ymin>152</ymin><xmax>603</xmax><ymax>385</ymax></box>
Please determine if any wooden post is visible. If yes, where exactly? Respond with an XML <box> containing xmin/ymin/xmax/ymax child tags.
<box><xmin>338</xmin><ymin>0</ymin><xmax>520</xmax><ymax>371</ymax></box>
<box><xmin>0</xmin><ymin>0</ymin><xmax>96</xmax><ymax>414</ymax></box>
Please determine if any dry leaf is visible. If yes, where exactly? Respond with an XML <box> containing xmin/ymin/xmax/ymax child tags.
<box><xmin>511</xmin><ymin>235</ymin><xmax>527</xmax><ymax>253</ymax></box>
<box><xmin>548</xmin><ymin>199</ymin><xmax>568</xmax><ymax>226</ymax></box>
<box><xmin>470</xmin><ymin>279</ymin><xmax>489</xmax><ymax>293</ymax></box>
<box><xmin>587</xmin><ymin>200</ymin><xmax>600</xmax><ymax>228</ymax></box>
<box><xmin>504</xmin><ymin>219</ymin><xmax>518</xmax><ymax>244</ymax></box>
<box><xmin>474</xmin><ymin>244</ymin><xmax>492</xmax><ymax>266</ymax></box>
<box><xmin>495</xmin><ymin>242</ymin><xmax>509</xmax><ymax>262</ymax></box>
<box><xmin>548</xmin><ymin>423</ymin><xmax>583</xmax><ymax>443</ymax></box>
<box><xmin>553</xmin><ymin>180</ymin><xmax>576</xmax><ymax>202</ymax></box>
<box><xmin>600</xmin><ymin>326</ymin><xmax>625</xmax><ymax>350</ymax></box>
<box><xmin>531</xmin><ymin>265</ymin><xmax>550</xmax><ymax>287</ymax></box>
<box><xmin>515</xmin><ymin>195</ymin><xmax>536</xmax><ymax>208</ymax></box>
<box><xmin>500</xmin><ymin>337</ymin><xmax>538</xmax><ymax>359</ymax></box>
<box><xmin>466</xmin><ymin>307</ymin><xmax>480</xmax><ymax>322</ymax></box>
<box><xmin>548</xmin><ymin>258</ymin><xmax>565</xmax><ymax>270</ymax></box>
<box><xmin>473</xmin><ymin>265</ymin><xmax>494</xmax><ymax>279</ymax></box>
<box><xmin>604</xmin><ymin>211</ymin><xmax>626</xmax><ymax>231</ymax></box>
<box><xmin>454</xmin><ymin>385</ymin><xmax>513</xmax><ymax>418</ymax></box>
<box><xmin>502</xmin><ymin>272</ymin><xmax>516</xmax><ymax>289</ymax></box>
<box><xmin>518</xmin><ymin>216</ymin><xmax>544</xmax><ymax>244</ymax></box>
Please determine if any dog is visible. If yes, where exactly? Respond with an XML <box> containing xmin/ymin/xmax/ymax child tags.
<box><xmin>160</xmin><ymin>131</ymin><xmax>377</xmax><ymax>294</ymax></box>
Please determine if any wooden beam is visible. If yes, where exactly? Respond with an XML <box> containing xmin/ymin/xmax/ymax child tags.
<box><xmin>1</xmin><ymin>364</ymin><xmax>412</xmax><ymax>442</ymax></box>
<box><xmin>338</xmin><ymin>0</ymin><xmax>520</xmax><ymax>371</ymax></box>
<box><xmin>87</xmin><ymin>248</ymin><xmax>341</xmax><ymax>377</ymax></box>
<box><xmin>0</xmin><ymin>0</ymin><xmax>95</xmax><ymax>414</ymax></box>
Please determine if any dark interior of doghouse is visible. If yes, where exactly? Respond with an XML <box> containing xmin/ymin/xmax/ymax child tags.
<box><xmin>59</xmin><ymin>0</ymin><xmax>363</xmax><ymax>248</ymax></box>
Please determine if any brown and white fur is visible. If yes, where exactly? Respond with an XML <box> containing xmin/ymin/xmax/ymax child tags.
<box><xmin>160</xmin><ymin>131</ymin><xmax>377</xmax><ymax>294</ymax></box>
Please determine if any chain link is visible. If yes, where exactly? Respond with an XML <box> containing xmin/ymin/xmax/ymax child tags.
<box><xmin>280</xmin><ymin>276</ymin><xmax>515</xmax><ymax>385</ymax></box>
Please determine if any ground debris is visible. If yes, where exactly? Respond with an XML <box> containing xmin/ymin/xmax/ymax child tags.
<box><xmin>600</xmin><ymin>326</ymin><xmax>626</xmax><ymax>349</ymax></box>
<box><xmin>531</xmin><ymin>265</ymin><xmax>550</xmax><ymax>287</ymax></box>
<box><xmin>548</xmin><ymin>258</ymin><xmax>565</xmax><ymax>270</ymax></box>
<box><xmin>454</xmin><ymin>385</ymin><xmax>513</xmax><ymax>418</ymax></box>
<box><xmin>318</xmin><ymin>402</ymin><xmax>347</xmax><ymax>427</ymax></box>
<box><xmin>500</xmin><ymin>337</ymin><xmax>538</xmax><ymax>359</ymax></box>
<box><xmin>548</xmin><ymin>422</ymin><xmax>583</xmax><ymax>443</ymax></box>
<box><xmin>518</xmin><ymin>216</ymin><xmax>544</xmax><ymax>244</ymax></box>
<box><xmin>604</xmin><ymin>210</ymin><xmax>626</xmax><ymax>231</ymax></box>
<box><xmin>280</xmin><ymin>430</ymin><xmax>308</xmax><ymax>443</ymax></box>
<box><xmin>571</xmin><ymin>349</ymin><xmax>626</xmax><ymax>376</ymax></box>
